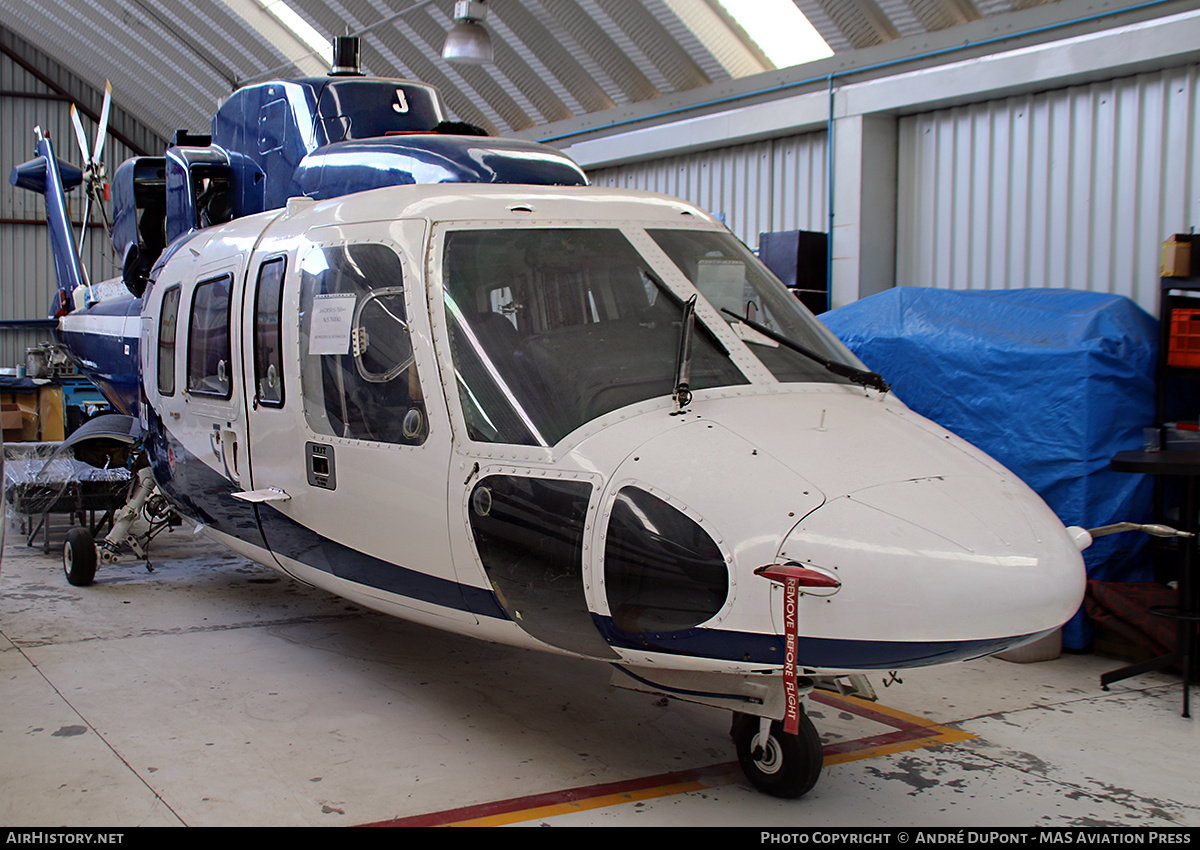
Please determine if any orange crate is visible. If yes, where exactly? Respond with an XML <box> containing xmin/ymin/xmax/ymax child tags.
<box><xmin>1169</xmin><ymin>308</ymin><xmax>1200</xmax><ymax>368</ymax></box>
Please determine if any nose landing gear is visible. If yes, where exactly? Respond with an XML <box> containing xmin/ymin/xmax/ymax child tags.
<box><xmin>731</xmin><ymin>708</ymin><xmax>823</xmax><ymax>799</ymax></box>
<box><xmin>610</xmin><ymin>664</ymin><xmax>827</xmax><ymax>799</ymax></box>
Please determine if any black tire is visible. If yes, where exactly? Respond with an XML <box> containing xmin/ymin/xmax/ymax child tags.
<box><xmin>63</xmin><ymin>527</ymin><xmax>97</xmax><ymax>587</ymax></box>
<box><xmin>732</xmin><ymin>710</ymin><xmax>823</xmax><ymax>799</ymax></box>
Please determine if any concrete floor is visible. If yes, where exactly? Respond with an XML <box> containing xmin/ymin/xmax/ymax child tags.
<box><xmin>0</xmin><ymin>516</ymin><xmax>1196</xmax><ymax>828</ymax></box>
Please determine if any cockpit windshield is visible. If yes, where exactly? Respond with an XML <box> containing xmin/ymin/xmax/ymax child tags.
<box><xmin>442</xmin><ymin>228</ymin><xmax>747</xmax><ymax>447</ymax></box>
<box><xmin>647</xmin><ymin>229</ymin><xmax>866</xmax><ymax>385</ymax></box>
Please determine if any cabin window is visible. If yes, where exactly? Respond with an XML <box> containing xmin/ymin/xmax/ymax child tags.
<box><xmin>298</xmin><ymin>243</ymin><xmax>427</xmax><ymax>445</ymax></box>
<box><xmin>466</xmin><ymin>475</ymin><xmax>617</xmax><ymax>659</ymax></box>
<box><xmin>604</xmin><ymin>486</ymin><xmax>728</xmax><ymax>634</ymax></box>
<box><xmin>157</xmin><ymin>285</ymin><xmax>181</xmax><ymax>396</ymax></box>
<box><xmin>187</xmin><ymin>274</ymin><xmax>233</xmax><ymax>398</ymax></box>
<box><xmin>254</xmin><ymin>258</ymin><xmax>286</xmax><ymax>407</ymax></box>
<box><xmin>441</xmin><ymin>228</ymin><xmax>747</xmax><ymax>446</ymax></box>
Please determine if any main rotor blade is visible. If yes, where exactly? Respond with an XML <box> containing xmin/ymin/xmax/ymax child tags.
<box><xmin>92</xmin><ymin>80</ymin><xmax>112</xmax><ymax>162</ymax></box>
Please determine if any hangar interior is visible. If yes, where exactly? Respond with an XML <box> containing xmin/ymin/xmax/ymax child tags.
<box><xmin>0</xmin><ymin>0</ymin><xmax>1198</xmax><ymax>828</ymax></box>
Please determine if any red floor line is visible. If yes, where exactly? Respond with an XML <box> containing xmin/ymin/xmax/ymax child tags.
<box><xmin>362</xmin><ymin>762</ymin><xmax>740</xmax><ymax>827</ymax></box>
<box><xmin>810</xmin><ymin>690</ymin><xmax>927</xmax><ymax>731</ymax></box>
<box><xmin>821</xmin><ymin>725</ymin><xmax>942</xmax><ymax>757</ymax></box>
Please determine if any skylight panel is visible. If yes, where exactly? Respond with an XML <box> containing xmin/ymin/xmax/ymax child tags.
<box><xmin>718</xmin><ymin>0</ymin><xmax>833</xmax><ymax>69</ymax></box>
<box><xmin>256</xmin><ymin>0</ymin><xmax>331</xmax><ymax>68</ymax></box>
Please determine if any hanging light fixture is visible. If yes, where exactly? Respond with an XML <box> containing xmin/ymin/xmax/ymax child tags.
<box><xmin>442</xmin><ymin>0</ymin><xmax>493</xmax><ymax>65</ymax></box>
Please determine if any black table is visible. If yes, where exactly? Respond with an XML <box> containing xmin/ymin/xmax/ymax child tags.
<box><xmin>1105</xmin><ymin>450</ymin><xmax>1200</xmax><ymax>717</ymax></box>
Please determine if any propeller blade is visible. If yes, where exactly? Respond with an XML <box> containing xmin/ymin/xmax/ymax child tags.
<box><xmin>92</xmin><ymin>80</ymin><xmax>112</xmax><ymax>163</ymax></box>
<box><xmin>69</xmin><ymin>104</ymin><xmax>90</xmax><ymax>165</ymax></box>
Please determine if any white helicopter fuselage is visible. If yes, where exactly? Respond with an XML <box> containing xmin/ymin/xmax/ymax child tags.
<box><xmin>133</xmin><ymin>183</ymin><xmax>1085</xmax><ymax>688</ymax></box>
<box><xmin>12</xmin><ymin>55</ymin><xmax>1083</xmax><ymax>797</ymax></box>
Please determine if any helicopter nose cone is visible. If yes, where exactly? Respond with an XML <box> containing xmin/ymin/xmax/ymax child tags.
<box><xmin>586</xmin><ymin>391</ymin><xmax>1085</xmax><ymax>670</ymax></box>
<box><xmin>777</xmin><ymin>472</ymin><xmax>1086</xmax><ymax>661</ymax></box>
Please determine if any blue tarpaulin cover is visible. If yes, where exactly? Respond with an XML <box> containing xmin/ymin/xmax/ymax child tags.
<box><xmin>820</xmin><ymin>287</ymin><xmax>1159</xmax><ymax>650</ymax></box>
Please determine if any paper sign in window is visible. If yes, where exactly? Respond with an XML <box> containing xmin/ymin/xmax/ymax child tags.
<box><xmin>309</xmin><ymin>293</ymin><xmax>357</xmax><ymax>355</ymax></box>
<box><xmin>697</xmin><ymin>258</ymin><xmax>744</xmax><ymax>316</ymax></box>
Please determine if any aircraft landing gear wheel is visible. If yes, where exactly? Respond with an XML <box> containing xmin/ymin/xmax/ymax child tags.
<box><xmin>63</xmin><ymin>527</ymin><xmax>97</xmax><ymax>587</ymax></box>
<box><xmin>732</xmin><ymin>710</ymin><xmax>823</xmax><ymax>799</ymax></box>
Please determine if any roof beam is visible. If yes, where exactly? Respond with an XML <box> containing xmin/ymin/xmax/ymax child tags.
<box><xmin>492</xmin><ymin>0</ymin><xmax>615</xmax><ymax>115</ymax></box>
<box><xmin>593</xmin><ymin>0</ymin><xmax>712</xmax><ymax>92</ymax></box>
<box><xmin>662</xmin><ymin>0</ymin><xmax>772</xmax><ymax>78</ymax></box>
<box><xmin>0</xmin><ymin>39</ymin><xmax>147</xmax><ymax>155</ymax></box>
<box><xmin>906</xmin><ymin>0</ymin><xmax>984</xmax><ymax>32</ymax></box>
<box><xmin>540</xmin><ymin>0</ymin><xmax>660</xmax><ymax>104</ymax></box>
<box><xmin>223</xmin><ymin>0</ymin><xmax>329</xmax><ymax>78</ymax></box>
<box><xmin>811</xmin><ymin>0</ymin><xmax>901</xmax><ymax>48</ymax></box>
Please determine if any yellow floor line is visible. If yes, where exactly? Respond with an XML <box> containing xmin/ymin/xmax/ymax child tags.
<box><xmin>428</xmin><ymin>691</ymin><xmax>975</xmax><ymax>826</ymax></box>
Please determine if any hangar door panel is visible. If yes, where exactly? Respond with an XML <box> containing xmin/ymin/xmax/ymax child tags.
<box><xmin>896</xmin><ymin>65</ymin><xmax>1200</xmax><ymax>314</ymax></box>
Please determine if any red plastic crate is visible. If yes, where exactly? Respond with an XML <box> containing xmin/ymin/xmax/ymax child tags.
<box><xmin>1169</xmin><ymin>308</ymin><xmax>1200</xmax><ymax>368</ymax></box>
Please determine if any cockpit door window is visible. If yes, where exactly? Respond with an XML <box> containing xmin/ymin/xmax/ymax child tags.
<box><xmin>298</xmin><ymin>243</ymin><xmax>427</xmax><ymax>445</ymax></box>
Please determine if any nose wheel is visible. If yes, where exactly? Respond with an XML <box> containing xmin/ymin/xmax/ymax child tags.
<box><xmin>732</xmin><ymin>709</ymin><xmax>823</xmax><ymax>798</ymax></box>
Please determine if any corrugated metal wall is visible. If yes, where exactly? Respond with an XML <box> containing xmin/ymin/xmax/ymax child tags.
<box><xmin>897</xmin><ymin>63</ymin><xmax>1200</xmax><ymax>314</ymax></box>
<box><xmin>7</xmin><ymin>24</ymin><xmax>1197</xmax><ymax>372</ymax></box>
<box><xmin>1</xmin><ymin>29</ymin><xmax>163</xmax><ymax>370</ymax></box>
<box><xmin>586</xmin><ymin>131</ymin><xmax>829</xmax><ymax>252</ymax></box>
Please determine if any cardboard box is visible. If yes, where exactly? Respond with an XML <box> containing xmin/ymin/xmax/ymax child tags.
<box><xmin>1</xmin><ymin>403</ymin><xmax>23</xmax><ymax>431</ymax></box>
<box><xmin>1162</xmin><ymin>233</ymin><xmax>1194</xmax><ymax>277</ymax></box>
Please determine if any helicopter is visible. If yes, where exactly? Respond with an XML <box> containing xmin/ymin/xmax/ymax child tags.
<box><xmin>8</xmin><ymin>37</ymin><xmax>1088</xmax><ymax>799</ymax></box>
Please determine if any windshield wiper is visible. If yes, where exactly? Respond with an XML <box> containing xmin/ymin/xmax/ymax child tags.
<box><xmin>640</xmin><ymin>269</ymin><xmax>729</xmax><ymax>356</ymax></box>
<box><xmin>720</xmin><ymin>307</ymin><xmax>890</xmax><ymax>394</ymax></box>
<box><xmin>673</xmin><ymin>294</ymin><xmax>697</xmax><ymax>411</ymax></box>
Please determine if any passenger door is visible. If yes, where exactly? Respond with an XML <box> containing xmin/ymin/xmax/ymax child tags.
<box><xmin>243</xmin><ymin>223</ymin><xmax>474</xmax><ymax>624</ymax></box>
<box><xmin>163</xmin><ymin>253</ymin><xmax>267</xmax><ymax>554</ymax></box>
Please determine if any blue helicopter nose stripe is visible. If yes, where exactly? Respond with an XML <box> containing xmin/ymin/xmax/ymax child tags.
<box><xmin>145</xmin><ymin>413</ymin><xmax>507</xmax><ymax>621</ymax></box>
<box><xmin>592</xmin><ymin>615</ymin><xmax>1041</xmax><ymax>669</ymax></box>
<box><xmin>253</xmin><ymin>504</ymin><xmax>507</xmax><ymax>620</ymax></box>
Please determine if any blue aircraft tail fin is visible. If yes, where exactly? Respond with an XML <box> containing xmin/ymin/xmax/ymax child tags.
<box><xmin>8</xmin><ymin>128</ymin><xmax>91</xmax><ymax>316</ymax></box>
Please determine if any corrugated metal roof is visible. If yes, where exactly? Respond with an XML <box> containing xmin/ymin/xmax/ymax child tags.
<box><xmin>0</xmin><ymin>0</ymin><xmax>1083</xmax><ymax>141</ymax></box>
